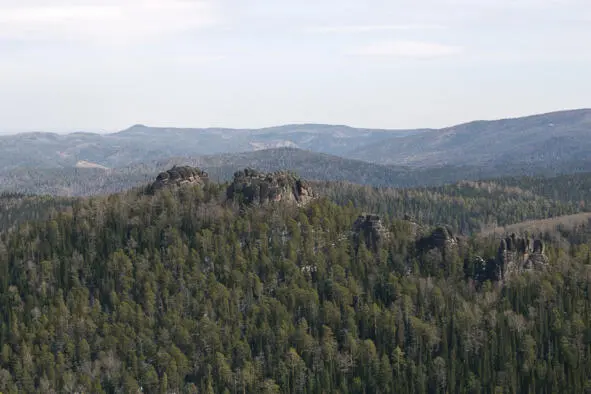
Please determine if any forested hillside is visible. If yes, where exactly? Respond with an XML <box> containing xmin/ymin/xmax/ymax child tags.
<box><xmin>5</xmin><ymin>147</ymin><xmax>591</xmax><ymax>201</ymax></box>
<box><xmin>2</xmin><ymin>109</ymin><xmax>590</xmax><ymax>174</ymax></box>
<box><xmin>2</xmin><ymin>169</ymin><xmax>591</xmax><ymax>234</ymax></box>
<box><xmin>0</xmin><ymin>193</ymin><xmax>75</xmax><ymax>232</ymax></box>
<box><xmin>2</xmin><ymin>109</ymin><xmax>591</xmax><ymax>198</ymax></box>
<box><xmin>317</xmin><ymin>179</ymin><xmax>588</xmax><ymax>234</ymax></box>
<box><xmin>350</xmin><ymin>108</ymin><xmax>591</xmax><ymax>167</ymax></box>
<box><xmin>0</xmin><ymin>124</ymin><xmax>416</xmax><ymax>170</ymax></box>
<box><xmin>0</xmin><ymin>170</ymin><xmax>590</xmax><ymax>393</ymax></box>
<box><xmin>0</xmin><ymin>148</ymin><xmax>513</xmax><ymax>196</ymax></box>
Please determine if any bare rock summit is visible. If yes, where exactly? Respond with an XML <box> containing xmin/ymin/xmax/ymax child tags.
<box><xmin>226</xmin><ymin>168</ymin><xmax>315</xmax><ymax>206</ymax></box>
<box><xmin>150</xmin><ymin>166</ymin><xmax>209</xmax><ymax>192</ymax></box>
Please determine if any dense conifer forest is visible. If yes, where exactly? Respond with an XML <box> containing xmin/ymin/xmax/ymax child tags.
<box><xmin>0</xmin><ymin>171</ymin><xmax>591</xmax><ymax>393</ymax></box>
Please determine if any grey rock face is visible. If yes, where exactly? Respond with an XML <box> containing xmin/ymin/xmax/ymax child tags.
<box><xmin>151</xmin><ymin>166</ymin><xmax>208</xmax><ymax>191</ymax></box>
<box><xmin>467</xmin><ymin>234</ymin><xmax>549</xmax><ymax>286</ymax></box>
<box><xmin>226</xmin><ymin>168</ymin><xmax>315</xmax><ymax>206</ymax></box>
<box><xmin>417</xmin><ymin>226</ymin><xmax>458</xmax><ymax>253</ymax></box>
<box><xmin>497</xmin><ymin>233</ymin><xmax>549</xmax><ymax>280</ymax></box>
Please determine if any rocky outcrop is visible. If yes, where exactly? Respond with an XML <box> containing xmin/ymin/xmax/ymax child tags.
<box><xmin>498</xmin><ymin>233</ymin><xmax>548</xmax><ymax>279</ymax></box>
<box><xmin>227</xmin><ymin>168</ymin><xmax>315</xmax><ymax>206</ymax></box>
<box><xmin>352</xmin><ymin>214</ymin><xmax>388</xmax><ymax>251</ymax></box>
<box><xmin>468</xmin><ymin>233</ymin><xmax>549</xmax><ymax>285</ymax></box>
<box><xmin>417</xmin><ymin>226</ymin><xmax>458</xmax><ymax>253</ymax></box>
<box><xmin>150</xmin><ymin>166</ymin><xmax>208</xmax><ymax>192</ymax></box>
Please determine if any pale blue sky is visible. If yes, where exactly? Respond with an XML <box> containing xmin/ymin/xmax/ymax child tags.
<box><xmin>1</xmin><ymin>0</ymin><xmax>590</xmax><ymax>133</ymax></box>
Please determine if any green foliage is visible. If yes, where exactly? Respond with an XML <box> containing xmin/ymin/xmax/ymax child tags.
<box><xmin>319</xmin><ymin>179</ymin><xmax>587</xmax><ymax>234</ymax></box>
<box><xmin>0</xmin><ymin>179</ymin><xmax>590</xmax><ymax>393</ymax></box>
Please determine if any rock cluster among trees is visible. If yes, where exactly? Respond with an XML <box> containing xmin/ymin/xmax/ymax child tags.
<box><xmin>467</xmin><ymin>233</ymin><xmax>550</xmax><ymax>284</ymax></box>
<box><xmin>416</xmin><ymin>226</ymin><xmax>459</xmax><ymax>253</ymax></box>
<box><xmin>150</xmin><ymin>165</ymin><xmax>209</xmax><ymax>192</ymax></box>
<box><xmin>352</xmin><ymin>214</ymin><xmax>388</xmax><ymax>252</ymax></box>
<box><xmin>498</xmin><ymin>233</ymin><xmax>549</xmax><ymax>278</ymax></box>
<box><xmin>226</xmin><ymin>168</ymin><xmax>315</xmax><ymax>206</ymax></box>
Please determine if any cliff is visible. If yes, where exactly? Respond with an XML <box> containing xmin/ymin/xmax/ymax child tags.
<box><xmin>468</xmin><ymin>233</ymin><xmax>549</xmax><ymax>285</ymax></box>
<box><xmin>226</xmin><ymin>168</ymin><xmax>315</xmax><ymax>206</ymax></box>
<box><xmin>498</xmin><ymin>233</ymin><xmax>549</xmax><ymax>279</ymax></box>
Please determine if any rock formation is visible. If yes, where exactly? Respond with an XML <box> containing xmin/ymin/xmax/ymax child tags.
<box><xmin>498</xmin><ymin>233</ymin><xmax>548</xmax><ymax>279</ymax></box>
<box><xmin>468</xmin><ymin>233</ymin><xmax>549</xmax><ymax>285</ymax></box>
<box><xmin>150</xmin><ymin>166</ymin><xmax>209</xmax><ymax>192</ymax></box>
<box><xmin>352</xmin><ymin>214</ymin><xmax>388</xmax><ymax>251</ymax></box>
<box><xmin>417</xmin><ymin>226</ymin><xmax>458</xmax><ymax>253</ymax></box>
<box><xmin>227</xmin><ymin>168</ymin><xmax>315</xmax><ymax>206</ymax></box>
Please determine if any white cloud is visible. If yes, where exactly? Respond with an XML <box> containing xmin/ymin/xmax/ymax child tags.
<box><xmin>351</xmin><ymin>40</ymin><xmax>462</xmax><ymax>58</ymax></box>
<box><xmin>0</xmin><ymin>0</ymin><xmax>219</xmax><ymax>42</ymax></box>
<box><xmin>308</xmin><ymin>24</ymin><xmax>445</xmax><ymax>33</ymax></box>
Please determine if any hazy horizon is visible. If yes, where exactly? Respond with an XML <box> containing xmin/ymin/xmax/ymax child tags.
<box><xmin>0</xmin><ymin>106</ymin><xmax>588</xmax><ymax>136</ymax></box>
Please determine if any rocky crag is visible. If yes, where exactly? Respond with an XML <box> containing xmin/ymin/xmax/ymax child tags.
<box><xmin>226</xmin><ymin>168</ymin><xmax>315</xmax><ymax>206</ymax></box>
<box><xmin>498</xmin><ymin>233</ymin><xmax>548</xmax><ymax>278</ymax></box>
<box><xmin>150</xmin><ymin>166</ymin><xmax>209</xmax><ymax>192</ymax></box>
<box><xmin>468</xmin><ymin>233</ymin><xmax>549</xmax><ymax>284</ymax></box>
<box><xmin>417</xmin><ymin>226</ymin><xmax>459</xmax><ymax>253</ymax></box>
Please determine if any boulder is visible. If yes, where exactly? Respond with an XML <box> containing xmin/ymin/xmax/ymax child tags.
<box><xmin>417</xmin><ymin>226</ymin><xmax>458</xmax><ymax>252</ymax></box>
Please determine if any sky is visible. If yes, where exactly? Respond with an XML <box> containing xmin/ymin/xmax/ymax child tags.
<box><xmin>1</xmin><ymin>0</ymin><xmax>590</xmax><ymax>133</ymax></box>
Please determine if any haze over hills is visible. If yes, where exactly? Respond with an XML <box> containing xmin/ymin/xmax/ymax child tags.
<box><xmin>349</xmin><ymin>108</ymin><xmax>591</xmax><ymax>167</ymax></box>
<box><xmin>0</xmin><ymin>148</ymin><xmax>454</xmax><ymax>196</ymax></box>
<box><xmin>0</xmin><ymin>109</ymin><xmax>588</xmax><ymax>172</ymax></box>
<box><xmin>3</xmin><ymin>146</ymin><xmax>591</xmax><ymax>197</ymax></box>
<box><xmin>0</xmin><ymin>124</ymin><xmax>421</xmax><ymax>170</ymax></box>
<box><xmin>1</xmin><ymin>109</ymin><xmax>591</xmax><ymax>196</ymax></box>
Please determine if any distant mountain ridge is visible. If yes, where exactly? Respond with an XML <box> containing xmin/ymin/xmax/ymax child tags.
<box><xmin>1</xmin><ymin>108</ymin><xmax>591</xmax><ymax>192</ymax></box>
<box><xmin>0</xmin><ymin>123</ymin><xmax>421</xmax><ymax>170</ymax></box>
<box><xmin>349</xmin><ymin>108</ymin><xmax>591</xmax><ymax>167</ymax></box>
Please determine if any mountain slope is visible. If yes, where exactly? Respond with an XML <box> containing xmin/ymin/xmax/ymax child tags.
<box><xmin>318</xmin><ymin>175</ymin><xmax>587</xmax><ymax>234</ymax></box>
<box><xmin>0</xmin><ymin>124</ymin><xmax>419</xmax><ymax>170</ymax></box>
<box><xmin>3</xmin><ymin>108</ymin><xmax>591</xmax><ymax>191</ymax></box>
<box><xmin>350</xmin><ymin>108</ymin><xmax>591</xmax><ymax>167</ymax></box>
<box><xmin>0</xmin><ymin>148</ymin><xmax>451</xmax><ymax>196</ymax></box>
<box><xmin>3</xmin><ymin>162</ymin><xmax>591</xmax><ymax>233</ymax></box>
<box><xmin>6</xmin><ymin>146</ymin><xmax>591</xmax><ymax>197</ymax></box>
<box><xmin>4</xmin><ymin>108</ymin><xmax>590</xmax><ymax>172</ymax></box>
